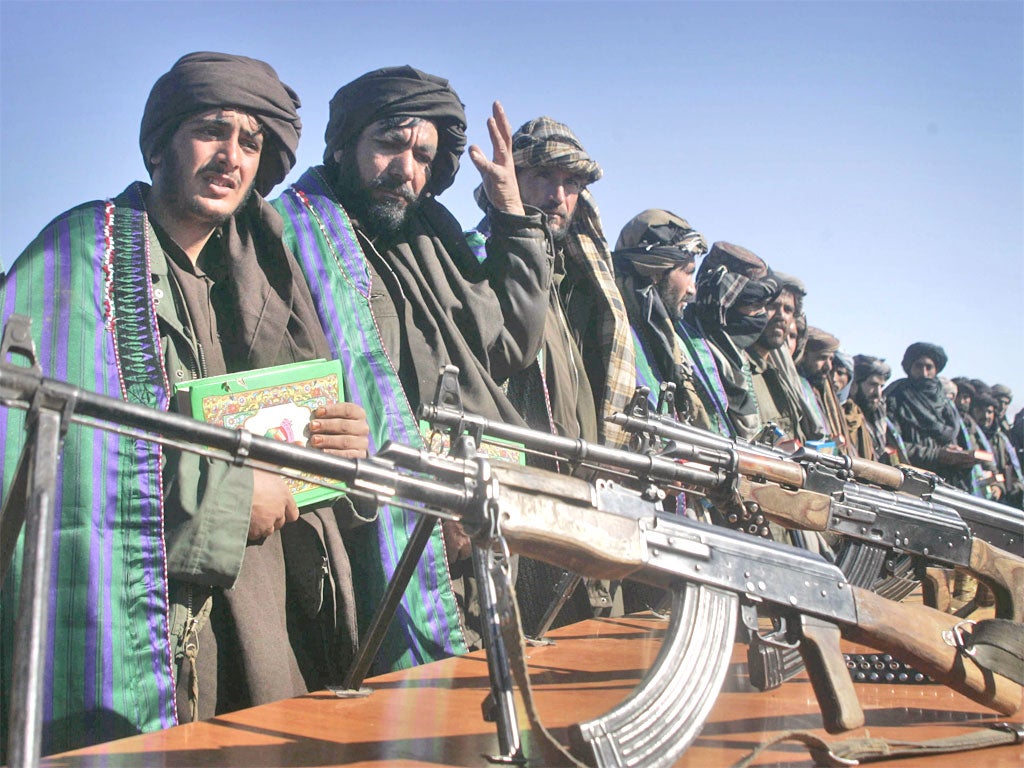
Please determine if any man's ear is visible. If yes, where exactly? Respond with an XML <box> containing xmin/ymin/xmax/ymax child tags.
<box><xmin>332</xmin><ymin>149</ymin><xmax>343</xmax><ymax>164</ymax></box>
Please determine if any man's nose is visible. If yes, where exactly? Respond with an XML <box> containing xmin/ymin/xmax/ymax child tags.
<box><xmin>388</xmin><ymin>150</ymin><xmax>416</xmax><ymax>182</ymax></box>
<box><xmin>215</xmin><ymin>135</ymin><xmax>242</xmax><ymax>168</ymax></box>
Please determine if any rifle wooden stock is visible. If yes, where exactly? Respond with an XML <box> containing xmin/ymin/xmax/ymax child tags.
<box><xmin>845</xmin><ymin>587</ymin><xmax>1022</xmax><ymax>715</ymax></box>
<box><xmin>969</xmin><ymin>539</ymin><xmax>1024</xmax><ymax>622</ymax></box>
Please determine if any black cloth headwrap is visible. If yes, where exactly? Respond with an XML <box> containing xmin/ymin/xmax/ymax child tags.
<box><xmin>140</xmin><ymin>51</ymin><xmax>302</xmax><ymax>197</ymax></box>
<box><xmin>887</xmin><ymin>375</ymin><xmax>959</xmax><ymax>444</ymax></box>
<box><xmin>322</xmin><ymin>65</ymin><xmax>467</xmax><ymax>196</ymax></box>
<box><xmin>901</xmin><ymin>341</ymin><xmax>948</xmax><ymax>375</ymax></box>
<box><xmin>687</xmin><ymin>241</ymin><xmax>780</xmax><ymax>349</ymax></box>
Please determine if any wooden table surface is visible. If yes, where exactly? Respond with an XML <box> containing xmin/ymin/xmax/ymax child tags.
<box><xmin>43</xmin><ymin>614</ymin><xmax>1023</xmax><ymax>767</ymax></box>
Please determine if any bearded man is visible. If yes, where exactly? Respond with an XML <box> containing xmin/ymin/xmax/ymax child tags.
<box><xmin>273</xmin><ymin>67</ymin><xmax>550</xmax><ymax>658</ymax></box>
<box><xmin>885</xmin><ymin>342</ymin><xmax>983</xmax><ymax>491</ymax></box>
<box><xmin>797</xmin><ymin>327</ymin><xmax>855</xmax><ymax>454</ymax></box>
<box><xmin>472</xmin><ymin>117</ymin><xmax>636</xmax><ymax>449</ymax></box>
<box><xmin>988</xmin><ymin>385</ymin><xmax>1023</xmax><ymax>507</ymax></box>
<box><xmin>991</xmin><ymin>384</ymin><xmax>1015</xmax><ymax>437</ymax></box>
<box><xmin>612</xmin><ymin>209</ymin><xmax>722</xmax><ymax>431</ymax></box>
<box><xmin>850</xmin><ymin>355</ymin><xmax>909</xmax><ymax>465</ymax></box>
<box><xmin>970</xmin><ymin>385</ymin><xmax>1022</xmax><ymax>507</ymax></box>
<box><xmin>1</xmin><ymin>53</ymin><xmax>371</xmax><ymax>754</ymax></box>
<box><xmin>470</xmin><ymin>118</ymin><xmax>643</xmax><ymax>625</ymax></box>
<box><xmin>744</xmin><ymin>273</ymin><xmax>822</xmax><ymax>445</ymax></box>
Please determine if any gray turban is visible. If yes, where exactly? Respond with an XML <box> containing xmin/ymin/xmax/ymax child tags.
<box><xmin>140</xmin><ymin>51</ymin><xmax>302</xmax><ymax>196</ymax></box>
<box><xmin>804</xmin><ymin>327</ymin><xmax>841</xmax><ymax>356</ymax></box>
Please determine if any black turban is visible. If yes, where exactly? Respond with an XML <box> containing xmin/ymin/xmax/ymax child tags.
<box><xmin>322</xmin><ymin>65</ymin><xmax>467</xmax><ymax>196</ymax></box>
<box><xmin>140</xmin><ymin>51</ymin><xmax>302</xmax><ymax>197</ymax></box>
<box><xmin>901</xmin><ymin>341</ymin><xmax>948</xmax><ymax>375</ymax></box>
<box><xmin>973</xmin><ymin>390</ymin><xmax>998</xmax><ymax>411</ymax></box>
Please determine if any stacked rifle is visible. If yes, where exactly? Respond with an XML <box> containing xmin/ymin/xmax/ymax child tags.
<box><xmin>2</xmin><ymin>321</ymin><xmax>1022</xmax><ymax>768</ymax></box>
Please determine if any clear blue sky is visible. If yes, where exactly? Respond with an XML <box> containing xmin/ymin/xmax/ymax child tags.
<box><xmin>2</xmin><ymin>1</ymin><xmax>1021</xmax><ymax>412</ymax></box>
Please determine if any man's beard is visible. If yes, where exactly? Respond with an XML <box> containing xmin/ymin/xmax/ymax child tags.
<box><xmin>160</xmin><ymin>144</ymin><xmax>254</xmax><ymax>227</ymax></box>
<box><xmin>542</xmin><ymin>205</ymin><xmax>573</xmax><ymax>243</ymax></box>
<box><xmin>656</xmin><ymin>274</ymin><xmax>689</xmax><ymax>321</ymax></box>
<box><xmin>333</xmin><ymin>155</ymin><xmax>419</xmax><ymax>238</ymax></box>
<box><xmin>854</xmin><ymin>389</ymin><xmax>884</xmax><ymax>420</ymax></box>
<box><xmin>756</xmin><ymin>318</ymin><xmax>788</xmax><ymax>352</ymax></box>
<box><xmin>809</xmin><ymin>371</ymin><xmax>829</xmax><ymax>388</ymax></box>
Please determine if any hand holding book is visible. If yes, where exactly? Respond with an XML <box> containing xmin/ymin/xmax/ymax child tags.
<box><xmin>174</xmin><ymin>359</ymin><xmax>355</xmax><ymax>507</ymax></box>
<box><xmin>307</xmin><ymin>402</ymin><xmax>370</xmax><ymax>458</ymax></box>
<box><xmin>249</xmin><ymin>470</ymin><xmax>300</xmax><ymax>541</ymax></box>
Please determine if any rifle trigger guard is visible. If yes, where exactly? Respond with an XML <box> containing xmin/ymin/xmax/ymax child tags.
<box><xmin>756</xmin><ymin>623</ymin><xmax>801</xmax><ymax>652</ymax></box>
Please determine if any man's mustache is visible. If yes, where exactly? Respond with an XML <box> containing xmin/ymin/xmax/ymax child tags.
<box><xmin>369</xmin><ymin>176</ymin><xmax>417</xmax><ymax>204</ymax></box>
<box><xmin>199</xmin><ymin>162</ymin><xmax>240</xmax><ymax>189</ymax></box>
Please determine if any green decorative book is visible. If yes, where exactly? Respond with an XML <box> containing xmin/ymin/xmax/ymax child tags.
<box><xmin>174</xmin><ymin>359</ymin><xmax>347</xmax><ymax>507</ymax></box>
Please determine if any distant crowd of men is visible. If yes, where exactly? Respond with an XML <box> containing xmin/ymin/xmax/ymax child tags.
<box><xmin>1</xmin><ymin>54</ymin><xmax>1020</xmax><ymax>756</ymax></box>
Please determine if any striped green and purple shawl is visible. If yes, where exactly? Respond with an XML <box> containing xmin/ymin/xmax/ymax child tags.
<box><xmin>1</xmin><ymin>183</ymin><xmax>175</xmax><ymax>755</ymax></box>
<box><xmin>273</xmin><ymin>168</ymin><xmax>468</xmax><ymax>672</ymax></box>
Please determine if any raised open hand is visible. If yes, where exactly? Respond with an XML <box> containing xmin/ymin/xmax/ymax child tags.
<box><xmin>468</xmin><ymin>101</ymin><xmax>525</xmax><ymax>216</ymax></box>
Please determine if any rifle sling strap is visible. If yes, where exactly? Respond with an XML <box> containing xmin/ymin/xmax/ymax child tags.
<box><xmin>731</xmin><ymin>723</ymin><xmax>1024</xmax><ymax>767</ymax></box>
<box><xmin>492</xmin><ymin>552</ymin><xmax>587</xmax><ymax>767</ymax></box>
<box><xmin>964</xmin><ymin>619</ymin><xmax>1024</xmax><ymax>685</ymax></box>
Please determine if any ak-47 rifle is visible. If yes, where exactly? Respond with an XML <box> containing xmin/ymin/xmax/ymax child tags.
<box><xmin>605</xmin><ymin>390</ymin><xmax>1024</xmax><ymax>624</ymax></box>
<box><xmin>2</xmin><ymin>330</ymin><xmax>1021</xmax><ymax>768</ymax></box>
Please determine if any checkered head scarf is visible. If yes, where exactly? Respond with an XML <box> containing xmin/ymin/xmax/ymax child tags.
<box><xmin>510</xmin><ymin>116</ymin><xmax>602</xmax><ymax>182</ymax></box>
<box><xmin>692</xmin><ymin>242</ymin><xmax>780</xmax><ymax>328</ymax></box>
<box><xmin>473</xmin><ymin>116</ymin><xmax>603</xmax><ymax>211</ymax></box>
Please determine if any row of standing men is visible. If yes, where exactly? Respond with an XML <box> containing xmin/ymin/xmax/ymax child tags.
<box><xmin>1</xmin><ymin>53</ymin><xmax>1019</xmax><ymax>758</ymax></box>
